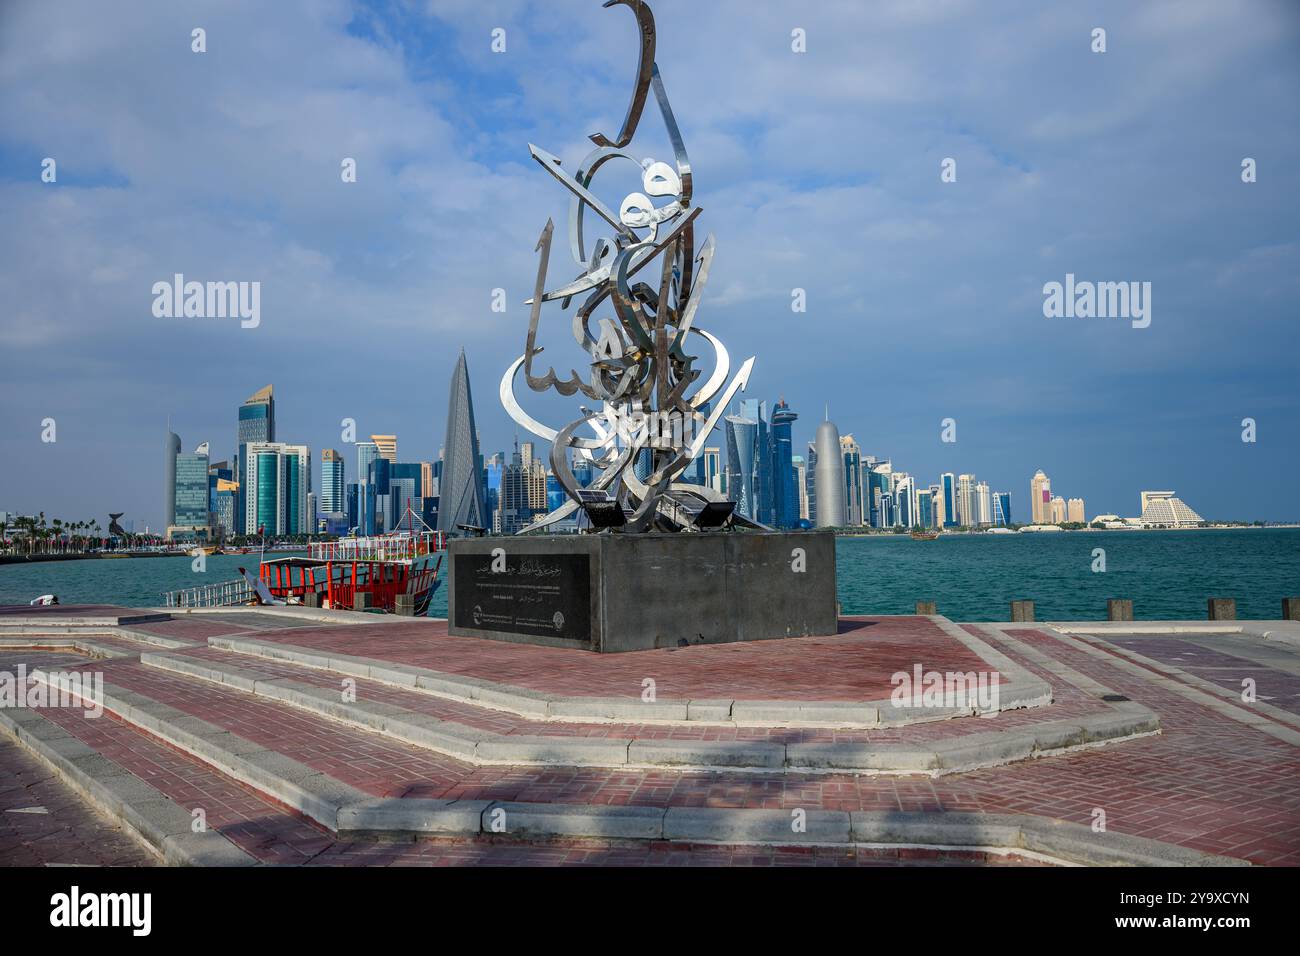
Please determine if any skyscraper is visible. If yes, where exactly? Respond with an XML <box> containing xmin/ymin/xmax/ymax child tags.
<box><xmin>371</xmin><ymin>435</ymin><xmax>397</xmax><ymax>463</ymax></box>
<box><xmin>813</xmin><ymin>418</ymin><xmax>846</xmax><ymax>528</ymax></box>
<box><xmin>236</xmin><ymin>385</ymin><xmax>275</xmax><ymax>532</ymax></box>
<box><xmin>805</xmin><ymin>441</ymin><xmax>818</xmax><ymax>524</ymax></box>
<box><xmin>954</xmin><ymin>474</ymin><xmax>975</xmax><ymax>527</ymax></box>
<box><xmin>1031</xmin><ymin>470</ymin><xmax>1052</xmax><ymax>524</ymax></box>
<box><xmin>356</xmin><ymin>442</ymin><xmax>379</xmax><ymax>482</ymax></box>
<box><xmin>724</xmin><ymin>412</ymin><xmax>762</xmax><ymax>523</ymax></box>
<box><xmin>1067</xmin><ymin>497</ymin><xmax>1086</xmax><ymax>523</ymax></box>
<box><xmin>793</xmin><ymin>455</ymin><xmax>809</xmax><ymax>522</ymax></box>
<box><xmin>164</xmin><ymin>428</ymin><xmax>181</xmax><ymax>530</ymax></box>
<box><xmin>840</xmin><ymin>435</ymin><xmax>863</xmax><ymax>526</ymax></box>
<box><xmin>976</xmin><ymin>480</ymin><xmax>992</xmax><ymax>527</ymax></box>
<box><xmin>941</xmin><ymin>473</ymin><xmax>957</xmax><ymax>528</ymax></box>
<box><xmin>771</xmin><ymin>398</ymin><xmax>799</xmax><ymax>528</ymax></box>
<box><xmin>242</xmin><ymin>442</ymin><xmax>309</xmax><ymax>536</ymax></box>
<box><xmin>320</xmin><ymin>449</ymin><xmax>344</xmax><ymax>514</ymax></box>
<box><xmin>437</xmin><ymin>350</ymin><xmax>487</xmax><ymax>533</ymax></box>
<box><xmin>868</xmin><ymin>460</ymin><xmax>892</xmax><ymax>528</ymax></box>
<box><xmin>1049</xmin><ymin>496</ymin><xmax>1067</xmax><ymax>524</ymax></box>
<box><xmin>994</xmin><ymin>492</ymin><xmax>1011</xmax><ymax>526</ymax></box>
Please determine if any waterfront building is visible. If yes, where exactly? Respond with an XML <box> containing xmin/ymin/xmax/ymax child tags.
<box><xmin>894</xmin><ymin>473</ymin><xmax>916</xmax><ymax>527</ymax></box>
<box><xmin>793</xmin><ymin>456</ymin><xmax>809</xmax><ymax>521</ymax></box>
<box><xmin>170</xmin><ymin>445</ymin><xmax>211</xmax><ymax>540</ymax></box>
<box><xmin>868</xmin><ymin>461</ymin><xmax>893</xmax><ymax>528</ymax></box>
<box><xmin>955</xmin><ymin>474</ymin><xmax>976</xmax><ymax>527</ymax></box>
<box><xmin>976</xmin><ymin>481</ymin><xmax>992</xmax><ymax>527</ymax></box>
<box><xmin>437</xmin><ymin>350</ymin><xmax>488</xmax><ymax>534</ymax></box>
<box><xmin>1030</xmin><ymin>469</ymin><xmax>1052</xmax><ymax>524</ymax></box>
<box><xmin>724</xmin><ymin>411</ymin><xmax>764</xmax><ymax>524</ymax></box>
<box><xmin>213</xmin><ymin>479</ymin><xmax>237</xmax><ymax>539</ymax></box>
<box><xmin>813</xmin><ymin>419</ymin><xmax>846</xmax><ymax>528</ymax></box>
<box><xmin>356</xmin><ymin>442</ymin><xmax>379</xmax><ymax>483</ymax></box>
<box><xmin>1050</xmin><ymin>495</ymin><xmax>1067</xmax><ymax>524</ymax></box>
<box><xmin>841</xmin><ymin>435</ymin><xmax>864</xmax><ymax>526</ymax></box>
<box><xmin>1139</xmin><ymin>491</ymin><xmax>1203</xmax><ymax>528</ymax></box>
<box><xmin>499</xmin><ymin>441</ymin><xmax>535</xmax><ymax>535</ymax></box>
<box><xmin>805</xmin><ymin>442</ymin><xmax>817</xmax><ymax>524</ymax></box>
<box><xmin>917</xmin><ymin>487</ymin><xmax>934</xmax><ymax>528</ymax></box>
<box><xmin>235</xmin><ymin>385</ymin><xmax>275</xmax><ymax>532</ymax></box>
<box><xmin>242</xmin><ymin>442</ymin><xmax>310</xmax><ymax>536</ymax></box>
<box><xmin>771</xmin><ymin>398</ymin><xmax>799</xmax><ymax>528</ymax></box>
<box><xmin>164</xmin><ymin>428</ymin><xmax>181</xmax><ymax>529</ymax></box>
<box><xmin>941</xmin><ymin>473</ymin><xmax>957</xmax><ymax>528</ymax></box>
<box><xmin>421</xmin><ymin>462</ymin><xmax>435</xmax><ymax>498</ymax></box>
<box><xmin>321</xmin><ymin>450</ymin><xmax>344</xmax><ymax>515</ymax></box>
<box><xmin>1067</xmin><ymin>497</ymin><xmax>1086</xmax><ymax>524</ymax></box>
<box><xmin>371</xmin><ymin>435</ymin><xmax>397</xmax><ymax>463</ymax></box>
<box><xmin>703</xmin><ymin>447</ymin><xmax>722</xmax><ymax>493</ymax></box>
<box><xmin>993</xmin><ymin>491</ymin><xmax>1011</xmax><ymax>526</ymax></box>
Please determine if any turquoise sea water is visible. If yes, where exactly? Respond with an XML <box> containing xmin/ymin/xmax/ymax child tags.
<box><xmin>1</xmin><ymin>529</ymin><xmax>1297</xmax><ymax>622</ymax></box>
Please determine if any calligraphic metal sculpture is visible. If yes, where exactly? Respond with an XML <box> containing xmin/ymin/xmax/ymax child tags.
<box><xmin>500</xmin><ymin>0</ymin><xmax>763</xmax><ymax>534</ymax></box>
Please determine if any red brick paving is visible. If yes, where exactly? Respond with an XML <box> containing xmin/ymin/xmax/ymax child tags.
<box><xmin>3</xmin><ymin>615</ymin><xmax>1299</xmax><ymax>866</ymax></box>
<box><xmin>226</xmin><ymin>615</ymin><xmax>1000</xmax><ymax>701</ymax></box>
<box><xmin>1094</xmin><ymin>633</ymin><xmax>1300</xmax><ymax>717</ymax></box>
<box><xmin>125</xmin><ymin>618</ymin><xmax>260</xmax><ymax>641</ymax></box>
<box><xmin>0</xmin><ymin>730</ymin><xmax>157</xmax><ymax>867</ymax></box>
<box><xmin>169</xmin><ymin>643</ymin><xmax>1094</xmax><ymax>745</ymax></box>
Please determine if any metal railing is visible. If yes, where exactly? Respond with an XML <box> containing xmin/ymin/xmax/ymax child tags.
<box><xmin>308</xmin><ymin>532</ymin><xmax>442</xmax><ymax>563</ymax></box>
<box><xmin>163</xmin><ymin>577</ymin><xmax>253</xmax><ymax>609</ymax></box>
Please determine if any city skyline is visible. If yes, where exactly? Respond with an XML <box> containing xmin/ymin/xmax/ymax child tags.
<box><xmin>3</xmin><ymin>1</ymin><xmax>1298</xmax><ymax>526</ymax></box>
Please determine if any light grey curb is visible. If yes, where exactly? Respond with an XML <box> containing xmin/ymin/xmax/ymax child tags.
<box><xmin>0</xmin><ymin>706</ymin><xmax>254</xmax><ymax>866</ymax></box>
<box><xmin>0</xmin><ymin>636</ymin><xmax>134</xmax><ymax>660</ymax></box>
<box><xmin>329</xmin><ymin>797</ymin><xmax>1248</xmax><ymax>865</ymax></box>
<box><xmin>0</xmin><ymin>612</ymin><xmax>170</xmax><ymax>627</ymax></box>
<box><xmin>141</xmin><ymin>650</ymin><xmax>1159</xmax><ymax>776</ymax></box>
<box><xmin>208</xmin><ymin>632</ymin><xmax>1053</xmax><ymax>730</ymax></box>
<box><xmin>23</xmin><ymin>670</ymin><xmax>369</xmax><ymax>832</ymax></box>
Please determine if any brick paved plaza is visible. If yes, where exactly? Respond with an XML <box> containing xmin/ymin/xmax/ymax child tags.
<box><xmin>1</xmin><ymin>606</ymin><xmax>1297</xmax><ymax>867</ymax></box>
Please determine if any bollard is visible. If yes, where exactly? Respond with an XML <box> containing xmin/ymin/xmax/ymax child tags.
<box><xmin>304</xmin><ymin>591</ymin><xmax>320</xmax><ymax>609</ymax></box>
<box><xmin>1283</xmin><ymin>597</ymin><xmax>1300</xmax><ymax>622</ymax></box>
<box><xmin>915</xmin><ymin>600</ymin><xmax>937</xmax><ymax>615</ymax></box>
<box><xmin>1107</xmin><ymin>599</ymin><xmax>1133</xmax><ymax>622</ymax></box>
<box><xmin>1010</xmin><ymin>600</ymin><xmax>1035</xmax><ymax>623</ymax></box>
<box><xmin>355</xmin><ymin>592</ymin><xmax>373</xmax><ymax>610</ymax></box>
<box><xmin>1207</xmin><ymin>598</ymin><xmax>1236</xmax><ymax>621</ymax></box>
<box><xmin>394</xmin><ymin>594</ymin><xmax>416</xmax><ymax>617</ymax></box>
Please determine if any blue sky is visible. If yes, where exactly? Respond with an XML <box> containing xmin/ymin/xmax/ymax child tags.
<box><xmin>1</xmin><ymin>0</ymin><xmax>1297</xmax><ymax>530</ymax></box>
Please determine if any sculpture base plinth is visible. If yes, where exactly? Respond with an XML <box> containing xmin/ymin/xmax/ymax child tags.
<box><xmin>448</xmin><ymin>531</ymin><xmax>838</xmax><ymax>653</ymax></box>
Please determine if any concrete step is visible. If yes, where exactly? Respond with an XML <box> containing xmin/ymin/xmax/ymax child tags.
<box><xmin>207</xmin><ymin>633</ymin><xmax>1056</xmax><ymax>729</ymax></box>
<box><xmin>140</xmin><ymin>647</ymin><xmax>1159</xmax><ymax>776</ymax></box>
<box><xmin>4</xmin><ymin>668</ymin><xmax>1234</xmax><ymax>866</ymax></box>
<box><xmin>0</xmin><ymin>702</ymin><xmax>263</xmax><ymax>865</ymax></box>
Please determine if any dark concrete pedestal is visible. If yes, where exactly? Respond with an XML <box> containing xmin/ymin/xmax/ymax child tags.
<box><xmin>448</xmin><ymin>531</ymin><xmax>838</xmax><ymax>652</ymax></box>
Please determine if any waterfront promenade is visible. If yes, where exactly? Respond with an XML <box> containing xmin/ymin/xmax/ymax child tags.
<box><xmin>1</xmin><ymin>604</ymin><xmax>1297</xmax><ymax>866</ymax></box>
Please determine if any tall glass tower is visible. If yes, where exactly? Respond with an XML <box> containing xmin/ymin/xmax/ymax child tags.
<box><xmin>320</xmin><ymin>449</ymin><xmax>344</xmax><ymax>514</ymax></box>
<box><xmin>770</xmin><ymin>398</ymin><xmax>798</xmax><ymax>528</ymax></box>
<box><xmin>164</xmin><ymin>428</ymin><xmax>181</xmax><ymax>530</ymax></box>
<box><xmin>236</xmin><ymin>385</ymin><xmax>274</xmax><ymax>532</ymax></box>
<box><xmin>437</xmin><ymin>350</ymin><xmax>487</xmax><ymax>533</ymax></box>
